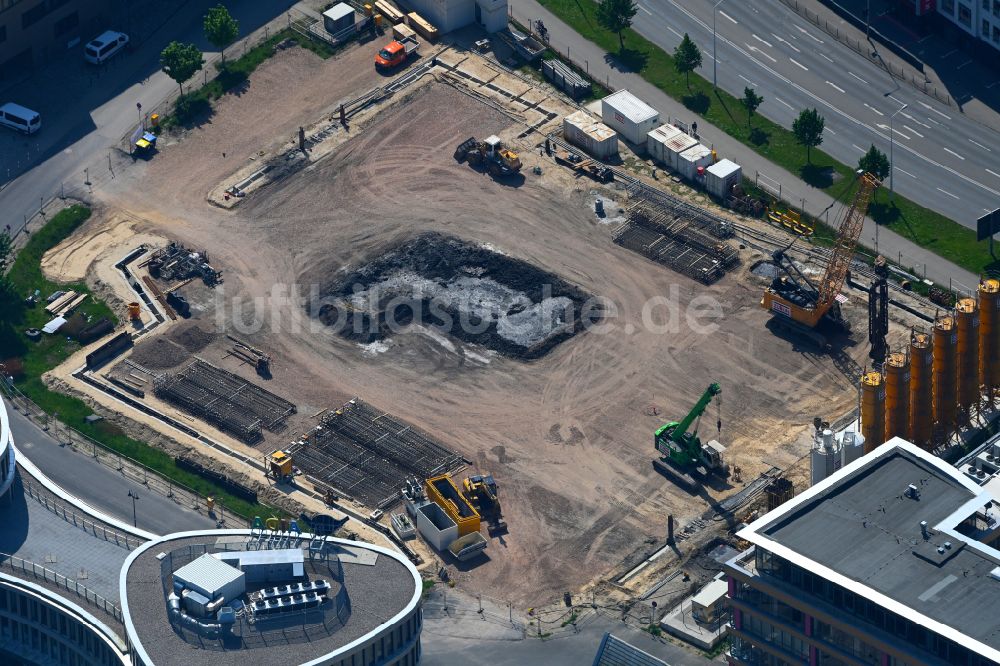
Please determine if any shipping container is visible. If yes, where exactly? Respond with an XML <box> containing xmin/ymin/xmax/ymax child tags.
<box><xmin>323</xmin><ymin>3</ymin><xmax>356</xmax><ymax>34</ymax></box>
<box><xmin>600</xmin><ymin>90</ymin><xmax>659</xmax><ymax>145</ymax></box>
<box><xmin>677</xmin><ymin>144</ymin><xmax>714</xmax><ymax>181</ymax></box>
<box><xmin>563</xmin><ymin>110</ymin><xmax>619</xmax><ymax>160</ymax></box>
<box><xmin>646</xmin><ymin>123</ymin><xmax>683</xmax><ymax>165</ymax></box>
<box><xmin>705</xmin><ymin>158</ymin><xmax>742</xmax><ymax>199</ymax></box>
<box><xmin>662</xmin><ymin>132</ymin><xmax>698</xmax><ymax>171</ymax></box>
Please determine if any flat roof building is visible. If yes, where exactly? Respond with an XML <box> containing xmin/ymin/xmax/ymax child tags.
<box><xmin>726</xmin><ymin>437</ymin><xmax>1000</xmax><ymax>666</ymax></box>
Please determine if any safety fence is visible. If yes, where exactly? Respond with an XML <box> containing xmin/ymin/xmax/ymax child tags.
<box><xmin>19</xmin><ymin>475</ymin><xmax>144</xmax><ymax>551</ymax></box>
<box><xmin>0</xmin><ymin>379</ymin><xmax>250</xmax><ymax>529</ymax></box>
<box><xmin>0</xmin><ymin>554</ymin><xmax>123</xmax><ymax>624</ymax></box>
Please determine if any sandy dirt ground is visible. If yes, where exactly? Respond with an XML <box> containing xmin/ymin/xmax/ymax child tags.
<box><xmin>48</xmin><ymin>42</ymin><xmax>883</xmax><ymax>605</ymax></box>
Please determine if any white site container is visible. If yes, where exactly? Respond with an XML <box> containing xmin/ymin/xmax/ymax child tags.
<box><xmin>705</xmin><ymin>158</ymin><xmax>742</xmax><ymax>199</ymax></box>
<box><xmin>677</xmin><ymin>144</ymin><xmax>714</xmax><ymax>181</ymax></box>
<box><xmin>600</xmin><ymin>90</ymin><xmax>659</xmax><ymax>145</ymax></box>
<box><xmin>662</xmin><ymin>132</ymin><xmax>698</xmax><ymax>171</ymax></box>
<box><xmin>563</xmin><ymin>110</ymin><xmax>619</xmax><ymax>160</ymax></box>
<box><xmin>646</xmin><ymin>123</ymin><xmax>683</xmax><ymax>165</ymax></box>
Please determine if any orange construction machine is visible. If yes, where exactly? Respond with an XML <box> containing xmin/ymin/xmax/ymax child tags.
<box><xmin>375</xmin><ymin>36</ymin><xmax>419</xmax><ymax>70</ymax></box>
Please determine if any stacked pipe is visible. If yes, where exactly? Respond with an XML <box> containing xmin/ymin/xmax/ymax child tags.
<box><xmin>980</xmin><ymin>279</ymin><xmax>1000</xmax><ymax>401</ymax></box>
<box><xmin>955</xmin><ymin>297</ymin><xmax>980</xmax><ymax>421</ymax></box>
<box><xmin>909</xmin><ymin>331</ymin><xmax>933</xmax><ymax>450</ymax></box>
<box><xmin>861</xmin><ymin>370</ymin><xmax>885</xmax><ymax>453</ymax></box>
<box><xmin>884</xmin><ymin>352</ymin><xmax>909</xmax><ymax>442</ymax></box>
<box><xmin>932</xmin><ymin>314</ymin><xmax>958</xmax><ymax>432</ymax></box>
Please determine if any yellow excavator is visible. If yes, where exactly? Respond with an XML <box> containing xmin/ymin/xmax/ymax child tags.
<box><xmin>761</xmin><ymin>171</ymin><xmax>880</xmax><ymax>347</ymax></box>
<box><xmin>454</xmin><ymin>135</ymin><xmax>522</xmax><ymax>178</ymax></box>
<box><xmin>462</xmin><ymin>474</ymin><xmax>508</xmax><ymax>536</ymax></box>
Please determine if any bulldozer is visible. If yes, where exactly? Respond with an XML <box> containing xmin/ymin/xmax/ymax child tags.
<box><xmin>454</xmin><ymin>135</ymin><xmax>522</xmax><ymax>178</ymax></box>
<box><xmin>461</xmin><ymin>473</ymin><xmax>508</xmax><ymax>536</ymax></box>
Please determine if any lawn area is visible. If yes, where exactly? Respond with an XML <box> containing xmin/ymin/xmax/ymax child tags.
<box><xmin>536</xmin><ymin>0</ymin><xmax>995</xmax><ymax>276</ymax></box>
<box><xmin>2</xmin><ymin>205</ymin><xmax>280</xmax><ymax>523</ymax></box>
<box><xmin>164</xmin><ymin>28</ymin><xmax>339</xmax><ymax>128</ymax></box>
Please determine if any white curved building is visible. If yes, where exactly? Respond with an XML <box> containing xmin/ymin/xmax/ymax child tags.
<box><xmin>0</xmin><ymin>393</ymin><xmax>15</xmax><ymax>499</ymax></box>
<box><xmin>120</xmin><ymin>530</ymin><xmax>423</xmax><ymax>666</ymax></box>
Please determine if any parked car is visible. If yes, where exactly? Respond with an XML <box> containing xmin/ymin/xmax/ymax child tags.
<box><xmin>84</xmin><ymin>30</ymin><xmax>129</xmax><ymax>64</ymax></box>
<box><xmin>0</xmin><ymin>102</ymin><xmax>40</xmax><ymax>134</ymax></box>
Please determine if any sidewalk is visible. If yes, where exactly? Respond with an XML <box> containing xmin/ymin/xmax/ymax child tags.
<box><xmin>508</xmin><ymin>0</ymin><xmax>978</xmax><ymax>290</ymax></box>
<box><xmin>787</xmin><ymin>0</ymin><xmax>1000</xmax><ymax>130</ymax></box>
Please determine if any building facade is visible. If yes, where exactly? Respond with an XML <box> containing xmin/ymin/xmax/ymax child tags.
<box><xmin>726</xmin><ymin>439</ymin><xmax>1000</xmax><ymax>666</ymax></box>
<box><xmin>0</xmin><ymin>0</ymin><xmax>114</xmax><ymax>80</ymax></box>
<box><xmin>0</xmin><ymin>390</ymin><xmax>15</xmax><ymax>499</ymax></box>
<box><xmin>936</xmin><ymin>0</ymin><xmax>1000</xmax><ymax>52</ymax></box>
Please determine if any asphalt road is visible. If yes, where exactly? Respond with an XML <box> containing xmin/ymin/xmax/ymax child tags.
<box><xmin>628</xmin><ymin>0</ymin><xmax>1000</xmax><ymax>230</ymax></box>
<box><xmin>5</xmin><ymin>398</ymin><xmax>216</xmax><ymax>536</ymax></box>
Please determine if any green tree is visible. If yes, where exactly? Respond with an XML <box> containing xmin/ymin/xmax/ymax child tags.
<box><xmin>0</xmin><ymin>231</ymin><xmax>20</xmax><ymax>327</ymax></box>
<box><xmin>673</xmin><ymin>34</ymin><xmax>702</xmax><ymax>88</ymax></box>
<box><xmin>740</xmin><ymin>87</ymin><xmax>764</xmax><ymax>130</ymax></box>
<box><xmin>858</xmin><ymin>144</ymin><xmax>890</xmax><ymax>181</ymax></box>
<box><xmin>204</xmin><ymin>4</ymin><xmax>239</xmax><ymax>62</ymax></box>
<box><xmin>792</xmin><ymin>108</ymin><xmax>825</xmax><ymax>163</ymax></box>
<box><xmin>596</xmin><ymin>0</ymin><xmax>638</xmax><ymax>51</ymax></box>
<box><xmin>160</xmin><ymin>41</ymin><xmax>204</xmax><ymax>96</ymax></box>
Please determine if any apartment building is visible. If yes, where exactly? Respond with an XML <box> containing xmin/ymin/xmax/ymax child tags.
<box><xmin>937</xmin><ymin>0</ymin><xmax>1000</xmax><ymax>52</ymax></box>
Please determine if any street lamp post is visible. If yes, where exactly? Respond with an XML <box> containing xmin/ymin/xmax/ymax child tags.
<box><xmin>128</xmin><ymin>490</ymin><xmax>140</xmax><ymax>527</ymax></box>
<box><xmin>713</xmin><ymin>0</ymin><xmax>728</xmax><ymax>88</ymax></box>
<box><xmin>889</xmin><ymin>102</ymin><xmax>908</xmax><ymax>201</ymax></box>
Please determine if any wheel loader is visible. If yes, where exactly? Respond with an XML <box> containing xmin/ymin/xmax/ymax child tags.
<box><xmin>454</xmin><ymin>135</ymin><xmax>522</xmax><ymax>178</ymax></box>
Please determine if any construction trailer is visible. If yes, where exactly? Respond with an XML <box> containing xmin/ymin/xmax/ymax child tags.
<box><xmin>676</xmin><ymin>144</ymin><xmax>714</xmax><ymax>182</ymax></box>
<box><xmin>601</xmin><ymin>90</ymin><xmax>660</xmax><ymax>145</ymax></box>
<box><xmin>563</xmin><ymin>111</ymin><xmax>618</xmax><ymax>160</ymax></box>
<box><xmin>704</xmin><ymin>159</ymin><xmax>742</xmax><ymax>200</ymax></box>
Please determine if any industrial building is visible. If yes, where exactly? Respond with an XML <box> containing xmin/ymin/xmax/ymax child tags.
<box><xmin>0</xmin><ymin>393</ymin><xmax>14</xmax><ymax>499</ymax></box>
<box><xmin>0</xmin><ymin>0</ymin><xmax>114</xmax><ymax>80</ymax></box>
<box><xmin>398</xmin><ymin>0</ymin><xmax>507</xmax><ymax>34</ymax></box>
<box><xmin>726</xmin><ymin>438</ymin><xmax>1000</xmax><ymax>666</ymax></box>
<box><xmin>121</xmin><ymin>529</ymin><xmax>422</xmax><ymax>666</ymax></box>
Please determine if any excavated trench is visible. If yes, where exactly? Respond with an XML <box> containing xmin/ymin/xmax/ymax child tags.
<box><xmin>310</xmin><ymin>233</ymin><xmax>599</xmax><ymax>359</ymax></box>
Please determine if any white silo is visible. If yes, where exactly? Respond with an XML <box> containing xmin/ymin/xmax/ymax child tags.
<box><xmin>840</xmin><ymin>430</ymin><xmax>866</xmax><ymax>466</ymax></box>
<box><xmin>810</xmin><ymin>429</ymin><xmax>842</xmax><ymax>486</ymax></box>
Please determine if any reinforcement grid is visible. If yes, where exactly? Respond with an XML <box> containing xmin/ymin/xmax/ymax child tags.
<box><xmin>153</xmin><ymin>358</ymin><xmax>296</xmax><ymax>443</ymax></box>
<box><xmin>290</xmin><ymin>399</ymin><xmax>463</xmax><ymax>510</ymax></box>
<box><xmin>613</xmin><ymin>203</ymin><xmax>738</xmax><ymax>285</ymax></box>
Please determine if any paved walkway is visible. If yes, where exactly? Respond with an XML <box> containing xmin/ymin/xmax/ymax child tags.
<box><xmin>508</xmin><ymin>0</ymin><xmax>979</xmax><ymax>290</ymax></box>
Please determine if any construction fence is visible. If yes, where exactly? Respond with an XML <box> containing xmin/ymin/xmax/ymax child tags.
<box><xmin>0</xmin><ymin>379</ymin><xmax>251</xmax><ymax>528</ymax></box>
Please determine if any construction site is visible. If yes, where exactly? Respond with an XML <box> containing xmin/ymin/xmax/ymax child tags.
<box><xmin>30</xmin><ymin>9</ymin><xmax>974</xmax><ymax>615</ymax></box>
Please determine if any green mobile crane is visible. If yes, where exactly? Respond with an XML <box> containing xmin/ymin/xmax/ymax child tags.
<box><xmin>653</xmin><ymin>383</ymin><xmax>729</xmax><ymax>489</ymax></box>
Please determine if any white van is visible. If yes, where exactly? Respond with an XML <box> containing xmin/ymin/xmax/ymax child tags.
<box><xmin>84</xmin><ymin>30</ymin><xmax>129</xmax><ymax>65</ymax></box>
<box><xmin>0</xmin><ymin>103</ymin><xmax>41</xmax><ymax>134</ymax></box>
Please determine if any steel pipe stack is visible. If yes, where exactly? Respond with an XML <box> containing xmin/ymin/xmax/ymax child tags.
<box><xmin>956</xmin><ymin>297</ymin><xmax>980</xmax><ymax>420</ymax></box>
<box><xmin>861</xmin><ymin>370</ymin><xmax>886</xmax><ymax>453</ymax></box>
<box><xmin>980</xmin><ymin>279</ymin><xmax>1000</xmax><ymax>401</ymax></box>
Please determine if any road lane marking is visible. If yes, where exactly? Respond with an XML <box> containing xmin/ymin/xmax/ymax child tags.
<box><xmin>943</xmin><ymin>147</ymin><xmax>965</xmax><ymax>160</ymax></box>
<box><xmin>794</xmin><ymin>25</ymin><xmax>824</xmax><ymax>43</ymax></box>
<box><xmin>745</xmin><ymin>43</ymin><xmax>777</xmax><ymax>62</ymax></box>
<box><xmin>789</xmin><ymin>57</ymin><xmax>808</xmax><ymax>70</ymax></box>
<box><xmin>719</xmin><ymin>10</ymin><xmax>737</xmax><ymax>23</ymax></box>
<box><xmin>957</xmin><ymin>59</ymin><xmax>973</xmax><ymax>70</ymax></box>
<box><xmin>925</xmin><ymin>116</ymin><xmax>941</xmax><ymax>126</ymax></box>
<box><xmin>667</xmin><ymin>25</ymin><xmax>683</xmax><ymax>37</ymax></box>
<box><xmin>826</xmin><ymin>80</ymin><xmax>845</xmax><ymax>93</ymax></box>
<box><xmin>902</xmin><ymin>125</ymin><xmax>924</xmax><ymax>138</ymax></box>
<box><xmin>852</xmin><ymin>144</ymin><xmax>866</xmax><ymax>152</ymax></box>
<box><xmin>937</xmin><ymin>187</ymin><xmax>959</xmax><ymax>199</ymax></box>
<box><xmin>896</xmin><ymin>167</ymin><xmax>917</xmax><ymax>178</ymax></box>
<box><xmin>661</xmin><ymin>0</ymin><xmax>1000</xmax><ymax>201</ymax></box>
<box><xmin>918</xmin><ymin>101</ymin><xmax>951</xmax><ymax>120</ymax></box>
<box><xmin>887</xmin><ymin>94</ymin><xmax>905</xmax><ymax>104</ymax></box>
<box><xmin>819</xmin><ymin>53</ymin><xmax>834</xmax><ymax>62</ymax></box>
<box><xmin>739</xmin><ymin>74</ymin><xmax>756</xmax><ymax>87</ymax></box>
<box><xmin>877</xmin><ymin>123</ymin><xmax>910</xmax><ymax>140</ymax></box>
<box><xmin>775</xmin><ymin>97</ymin><xmax>795</xmax><ymax>110</ymax></box>
<box><xmin>987</xmin><ymin>169</ymin><xmax>1000</xmax><ymax>179</ymax></box>
<box><xmin>969</xmin><ymin>139</ymin><xmax>992</xmax><ymax>152</ymax></box>
<box><xmin>638</xmin><ymin>4</ymin><xmax>652</xmax><ymax>14</ymax></box>
<box><xmin>848</xmin><ymin>71</ymin><xmax>868</xmax><ymax>84</ymax></box>
<box><xmin>824</xmin><ymin>126</ymin><xmax>837</xmax><ymax>134</ymax></box>
<box><xmin>753</xmin><ymin>34</ymin><xmax>774</xmax><ymax>48</ymax></box>
<box><xmin>942</xmin><ymin>48</ymin><xmax>958</xmax><ymax>57</ymax></box>
<box><xmin>900</xmin><ymin>112</ymin><xmax>932</xmax><ymax>129</ymax></box>
<box><xmin>772</xmin><ymin>33</ymin><xmax>801</xmax><ymax>52</ymax></box>
<box><xmin>988</xmin><ymin>81</ymin><xmax>1000</xmax><ymax>89</ymax></box>
<box><xmin>864</xmin><ymin>103</ymin><xmax>884</xmax><ymax>116</ymax></box>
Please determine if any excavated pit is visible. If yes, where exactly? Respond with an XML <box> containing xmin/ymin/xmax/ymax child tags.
<box><xmin>311</xmin><ymin>233</ymin><xmax>598</xmax><ymax>359</ymax></box>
